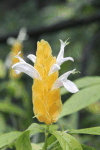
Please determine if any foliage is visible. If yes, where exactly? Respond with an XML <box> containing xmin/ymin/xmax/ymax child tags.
<box><xmin>0</xmin><ymin>76</ymin><xmax>100</xmax><ymax>149</ymax></box>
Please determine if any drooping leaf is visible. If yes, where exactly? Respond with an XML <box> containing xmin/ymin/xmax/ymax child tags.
<box><xmin>60</xmin><ymin>76</ymin><xmax>100</xmax><ymax>95</ymax></box>
<box><xmin>0</xmin><ymin>131</ymin><xmax>21</xmax><ymax>148</ymax></box>
<box><xmin>68</xmin><ymin>126</ymin><xmax>100</xmax><ymax>135</ymax></box>
<box><xmin>51</xmin><ymin>131</ymin><xmax>83</xmax><ymax>150</ymax></box>
<box><xmin>60</xmin><ymin>84</ymin><xmax>100</xmax><ymax>118</ymax></box>
<box><xmin>31</xmin><ymin>143</ymin><xmax>42</xmax><ymax>150</ymax></box>
<box><xmin>81</xmin><ymin>144</ymin><xmax>96</xmax><ymax>150</ymax></box>
<box><xmin>16</xmin><ymin>130</ymin><xmax>32</xmax><ymax>150</ymax></box>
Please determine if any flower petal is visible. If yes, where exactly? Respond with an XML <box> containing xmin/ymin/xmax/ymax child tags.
<box><xmin>58</xmin><ymin>69</ymin><xmax>76</xmax><ymax>82</ymax></box>
<box><xmin>63</xmin><ymin>79</ymin><xmax>79</xmax><ymax>93</ymax></box>
<box><xmin>7</xmin><ymin>28</ymin><xmax>28</xmax><ymax>45</ymax></box>
<box><xmin>57</xmin><ymin>39</ymin><xmax>69</xmax><ymax>61</ymax></box>
<box><xmin>17</xmin><ymin>27</ymin><xmax>28</xmax><ymax>42</ymax></box>
<box><xmin>51</xmin><ymin>80</ymin><xmax>63</xmax><ymax>90</ymax></box>
<box><xmin>16</xmin><ymin>51</ymin><xmax>26</xmax><ymax>63</ymax></box>
<box><xmin>56</xmin><ymin>39</ymin><xmax>74</xmax><ymax>66</ymax></box>
<box><xmin>27</xmin><ymin>54</ymin><xmax>36</xmax><ymax>63</ymax></box>
<box><xmin>14</xmin><ymin>70</ymin><xmax>21</xmax><ymax>74</ymax></box>
<box><xmin>48</xmin><ymin>64</ymin><xmax>60</xmax><ymax>75</ymax></box>
<box><xmin>12</xmin><ymin>62</ymin><xmax>42</xmax><ymax>80</ymax></box>
<box><xmin>7</xmin><ymin>37</ymin><xmax>16</xmax><ymax>45</ymax></box>
<box><xmin>57</xmin><ymin>57</ymin><xmax>74</xmax><ymax>66</ymax></box>
<box><xmin>51</xmin><ymin>69</ymin><xmax>76</xmax><ymax>90</ymax></box>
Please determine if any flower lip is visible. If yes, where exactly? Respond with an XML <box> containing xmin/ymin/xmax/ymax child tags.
<box><xmin>16</xmin><ymin>51</ymin><xmax>26</xmax><ymax>63</ymax></box>
<box><xmin>49</xmin><ymin>39</ymin><xmax>74</xmax><ymax>75</ymax></box>
<box><xmin>12</xmin><ymin>62</ymin><xmax>42</xmax><ymax>80</ymax></box>
<box><xmin>48</xmin><ymin>64</ymin><xmax>60</xmax><ymax>75</ymax></box>
<box><xmin>51</xmin><ymin>69</ymin><xmax>79</xmax><ymax>93</ymax></box>
<box><xmin>27</xmin><ymin>54</ymin><xmax>36</xmax><ymax>63</ymax></box>
<box><xmin>56</xmin><ymin>39</ymin><xmax>74</xmax><ymax>66</ymax></box>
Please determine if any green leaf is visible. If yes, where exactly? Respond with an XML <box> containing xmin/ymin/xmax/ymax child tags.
<box><xmin>0</xmin><ymin>113</ymin><xmax>6</xmax><ymax>134</ymax></box>
<box><xmin>60</xmin><ymin>84</ymin><xmax>100</xmax><ymax>118</ymax></box>
<box><xmin>47</xmin><ymin>136</ymin><xmax>62</xmax><ymax>150</ymax></box>
<box><xmin>0</xmin><ymin>59</ymin><xmax>6</xmax><ymax>78</ymax></box>
<box><xmin>7</xmin><ymin>80</ymin><xmax>25</xmax><ymax>98</ymax></box>
<box><xmin>27</xmin><ymin>123</ymin><xmax>45</xmax><ymax>135</ymax></box>
<box><xmin>41</xmin><ymin>124</ymin><xmax>58</xmax><ymax>132</ymax></box>
<box><xmin>81</xmin><ymin>144</ymin><xmax>96</xmax><ymax>150</ymax></box>
<box><xmin>0</xmin><ymin>131</ymin><xmax>21</xmax><ymax>148</ymax></box>
<box><xmin>86</xmin><ymin>101</ymin><xmax>100</xmax><ymax>114</ymax></box>
<box><xmin>38</xmin><ymin>143</ymin><xmax>44</xmax><ymax>148</ymax></box>
<box><xmin>60</xmin><ymin>76</ymin><xmax>100</xmax><ymax>95</ymax></box>
<box><xmin>31</xmin><ymin>143</ymin><xmax>42</xmax><ymax>150</ymax></box>
<box><xmin>16</xmin><ymin>130</ymin><xmax>32</xmax><ymax>150</ymax></box>
<box><xmin>0</xmin><ymin>82</ymin><xmax>8</xmax><ymax>91</ymax></box>
<box><xmin>47</xmin><ymin>135</ymin><xmax>57</xmax><ymax>149</ymax></box>
<box><xmin>69</xmin><ymin>126</ymin><xmax>100</xmax><ymax>135</ymax></box>
<box><xmin>0</xmin><ymin>100</ymin><xmax>27</xmax><ymax>118</ymax></box>
<box><xmin>51</xmin><ymin>131</ymin><xmax>83</xmax><ymax>150</ymax></box>
<box><xmin>48</xmin><ymin>142</ymin><xmax>62</xmax><ymax>150</ymax></box>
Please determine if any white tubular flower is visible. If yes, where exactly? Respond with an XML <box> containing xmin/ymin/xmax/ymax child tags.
<box><xmin>12</xmin><ymin>52</ymin><xmax>42</xmax><ymax>80</ymax></box>
<box><xmin>48</xmin><ymin>64</ymin><xmax>60</xmax><ymax>76</ymax></box>
<box><xmin>27</xmin><ymin>54</ymin><xmax>36</xmax><ymax>63</ymax></box>
<box><xmin>13</xmin><ymin>51</ymin><xmax>26</xmax><ymax>75</ymax></box>
<box><xmin>57</xmin><ymin>39</ymin><xmax>74</xmax><ymax>66</ymax></box>
<box><xmin>7</xmin><ymin>27</ymin><xmax>28</xmax><ymax>45</ymax></box>
<box><xmin>49</xmin><ymin>39</ymin><xmax>74</xmax><ymax>75</ymax></box>
<box><xmin>17</xmin><ymin>27</ymin><xmax>28</xmax><ymax>43</ymax></box>
<box><xmin>52</xmin><ymin>69</ymin><xmax>79</xmax><ymax>93</ymax></box>
<box><xmin>16</xmin><ymin>51</ymin><xmax>26</xmax><ymax>63</ymax></box>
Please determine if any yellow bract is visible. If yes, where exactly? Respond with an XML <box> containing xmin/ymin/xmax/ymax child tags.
<box><xmin>10</xmin><ymin>42</ymin><xmax>23</xmax><ymax>78</ymax></box>
<box><xmin>32</xmin><ymin>40</ymin><xmax>62</xmax><ymax>124</ymax></box>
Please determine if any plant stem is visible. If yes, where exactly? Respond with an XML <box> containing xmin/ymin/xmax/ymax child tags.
<box><xmin>42</xmin><ymin>125</ymin><xmax>49</xmax><ymax>150</ymax></box>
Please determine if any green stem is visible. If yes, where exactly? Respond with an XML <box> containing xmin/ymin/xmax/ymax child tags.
<box><xmin>43</xmin><ymin>125</ymin><xmax>49</xmax><ymax>150</ymax></box>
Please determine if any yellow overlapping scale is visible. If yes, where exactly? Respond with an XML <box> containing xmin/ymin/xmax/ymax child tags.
<box><xmin>33</xmin><ymin>40</ymin><xmax>62</xmax><ymax>124</ymax></box>
<box><xmin>45</xmin><ymin>72</ymin><xmax>58</xmax><ymax>91</ymax></box>
<box><xmin>46</xmin><ymin>89</ymin><xmax>61</xmax><ymax>108</ymax></box>
<box><xmin>32</xmin><ymin>79</ymin><xmax>44</xmax><ymax>100</ymax></box>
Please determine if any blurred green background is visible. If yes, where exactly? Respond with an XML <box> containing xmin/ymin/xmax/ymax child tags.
<box><xmin>0</xmin><ymin>0</ymin><xmax>100</xmax><ymax>149</ymax></box>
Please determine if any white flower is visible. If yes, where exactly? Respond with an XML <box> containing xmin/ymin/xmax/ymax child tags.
<box><xmin>49</xmin><ymin>39</ymin><xmax>74</xmax><ymax>75</ymax></box>
<box><xmin>7</xmin><ymin>27</ymin><xmax>28</xmax><ymax>45</ymax></box>
<box><xmin>12</xmin><ymin>52</ymin><xmax>42</xmax><ymax>80</ymax></box>
<box><xmin>5</xmin><ymin>27</ymin><xmax>28</xmax><ymax>69</ymax></box>
<box><xmin>51</xmin><ymin>69</ymin><xmax>79</xmax><ymax>93</ymax></box>
<box><xmin>12</xmin><ymin>39</ymin><xmax>79</xmax><ymax>93</ymax></box>
<box><xmin>27</xmin><ymin>54</ymin><xmax>36</xmax><ymax>63</ymax></box>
